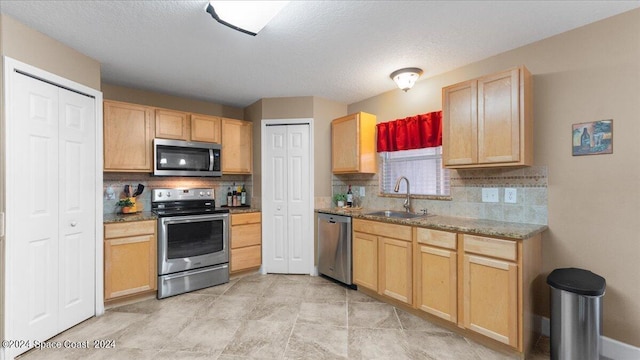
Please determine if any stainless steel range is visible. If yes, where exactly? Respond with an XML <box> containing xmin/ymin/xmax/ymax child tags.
<box><xmin>152</xmin><ymin>188</ymin><xmax>230</xmax><ymax>299</ymax></box>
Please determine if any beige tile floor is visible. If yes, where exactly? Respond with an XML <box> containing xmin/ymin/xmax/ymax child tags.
<box><xmin>17</xmin><ymin>273</ymin><xmax>551</xmax><ymax>359</ymax></box>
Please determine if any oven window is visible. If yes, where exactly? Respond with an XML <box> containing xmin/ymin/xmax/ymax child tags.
<box><xmin>166</xmin><ymin>219</ymin><xmax>224</xmax><ymax>258</ymax></box>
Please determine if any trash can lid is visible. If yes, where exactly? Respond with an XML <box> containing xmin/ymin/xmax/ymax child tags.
<box><xmin>547</xmin><ymin>267</ymin><xmax>606</xmax><ymax>296</ymax></box>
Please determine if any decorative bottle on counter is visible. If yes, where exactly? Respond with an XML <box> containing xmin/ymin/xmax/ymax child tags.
<box><xmin>232</xmin><ymin>182</ymin><xmax>238</xmax><ymax>207</ymax></box>
<box><xmin>241</xmin><ymin>184</ymin><xmax>247</xmax><ymax>205</ymax></box>
<box><xmin>347</xmin><ymin>185</ymin><xmax>353</xmax><ymax>207</ymax></box>
<box><xmin>226</xmin><ymin>187</ymin><xmax>232</xmax><ymax>206</ymax></box>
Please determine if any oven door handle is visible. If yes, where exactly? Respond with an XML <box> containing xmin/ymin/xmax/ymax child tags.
<box><xmin>161</xmin><ymin>214</ymin><xmax>228</xmax><ymax>225</ymax></box>
<box><xmin>162</xmin><ymin>263</ymin><xmax>229</xmax><ymax>281</ymax></box>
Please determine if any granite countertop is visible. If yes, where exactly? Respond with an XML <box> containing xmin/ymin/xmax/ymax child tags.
<box><xmin>227</xmin><ymin>207</ymin><xmax>261</xmax><ymax>214</ymax></box>
<box><xmin>104</xmin><ymin>211</ymin><xmax>158</xmax><ymax>224</ymax></box>
<box><xmin>316</xmin><ymin>208</ymin><xmax>547</xmax><ymax>240</ymax></box>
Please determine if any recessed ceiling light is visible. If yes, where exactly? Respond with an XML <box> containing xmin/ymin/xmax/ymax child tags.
<box><xmin>206</xmin><ymin>1</ymin><xmax>290</xmax><ymax>36</ymax></box>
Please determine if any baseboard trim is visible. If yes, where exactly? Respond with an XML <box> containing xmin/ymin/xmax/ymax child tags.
<box><xmin>535</xmin><ymin>315</ymin><xmax>640</xmax><ymax>360</ymax></box>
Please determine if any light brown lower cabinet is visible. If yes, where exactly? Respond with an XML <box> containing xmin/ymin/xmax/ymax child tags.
<box><xmin>351</xmin><ymin>218</ymin><xmax>542</xmax><ymax>356</ymax></box>
<box><xmin>230</xmin><ymin>212</ymin><xmax>262</xmax><ymax>273</ymax></box>
<box><xmin>353</xmin><ymin>231</ymin><xmax>378</xmax><ymax>291</ymax></box>
<box><xmin>353</xmin><ymin>219</ymin><xmax>413</xmax><ymax>306</ymax></box>
<box><xmin>463</xmin><ymin>234</ymin><xmax>519</xmax><ymax>348</ymax></box>
<box><xmin>378</xmin><ymin>236</ymin><xmax>412</xmax><ymax>304</ymax></box>
<box><xmin>104</xmin><ymin>220</ymin><xmax>157</xmax><ymax>300</ymax></box>
<box><xmin>414</xmin><ymin>228</ymin><xmax>458</xmax><ymax>323</ymax></box>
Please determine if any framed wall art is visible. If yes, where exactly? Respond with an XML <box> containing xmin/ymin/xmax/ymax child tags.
<box><xmin>572</xmin><ymin>119</ymin><xmax>613</xmax><ymax>156</ymax></box>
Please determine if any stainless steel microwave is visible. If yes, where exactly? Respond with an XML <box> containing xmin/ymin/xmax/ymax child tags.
<box><xmin>153</xmin><ymin>139</ymin><xmax>222</xmax><ymax>177</ymax></box>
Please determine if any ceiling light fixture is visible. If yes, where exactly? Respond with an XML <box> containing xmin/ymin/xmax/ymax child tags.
<box><xmin>206</xmin><ymin>1</ymin><xmax>289</xmax><ymax>36</ymax></box>
<box><xmin>390</xmin><ymin>67</ymin><xmax>424</xmax><ymax>92</ymax></box>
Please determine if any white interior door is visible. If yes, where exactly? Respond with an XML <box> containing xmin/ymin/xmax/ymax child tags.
<box><xmin>10</xmin><ymin>70</ymin><xmax>61</xmax><ymax>345</ymax></box>
<box><xmin>6</xmin><ymin>70</ymin><xmax>96</xmax><ymax>358</ymax></box>
<box><xmin>263</xmin><ymin>121</ymin><xmax>312</xmax><ymax>274</ymax></box>
<box><xmin>57</xmin><ymin>85</ymin><xmax>96</xmax><ymax>331</ymax></box>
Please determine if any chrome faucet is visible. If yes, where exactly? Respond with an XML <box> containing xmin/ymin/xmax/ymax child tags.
<box><xmin>394</xmin><ymin>176</ymin><xmax>411</xmax><ymax>213</ymax></box>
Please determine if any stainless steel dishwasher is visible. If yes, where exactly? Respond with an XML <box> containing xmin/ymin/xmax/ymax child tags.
<box><xmin>317</xmin><ymin>213</ymin><xmax>353</xmax><ymax>285</ymax></box>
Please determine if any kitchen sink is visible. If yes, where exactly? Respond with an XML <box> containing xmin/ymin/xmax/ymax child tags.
<box><xmin>365</xmin><ymin>210</ymin><xmax>427</xmax><ymax>219</ymax></box>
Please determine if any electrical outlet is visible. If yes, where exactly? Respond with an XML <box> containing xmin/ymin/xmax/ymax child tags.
<box><xmin>482</xmin><ymin>188</ymin><xmax>499</xmax><ymax>203</ymax></box>
<box><xmin>505</xmin><ymin>188</ymin><xmax>517</xmax><ymax>204</ymax></box>
<box><xmin>359</xmin><ymin>186</ymin><xmax>365</xmax><ymax>197</ymax></box>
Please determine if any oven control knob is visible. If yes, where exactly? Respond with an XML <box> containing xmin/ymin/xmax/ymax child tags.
<box><xmin>166</xmin><ymin>192</ymin><xmax>171</xmax><ymax>198</ymax></box>
<box><xmin>199</xmin><ymin>192</ymin><xmax>204</xmax><ymax>197</ymax></box>
<box><xmin>157</xmin><ymin>192</ymin><xmax>162</xmax><ymax>198</ymax></box>
<box><xmin>207</xmin><ymin>191</ymin><xmax>211</xmax><ymax>196</ymax></box>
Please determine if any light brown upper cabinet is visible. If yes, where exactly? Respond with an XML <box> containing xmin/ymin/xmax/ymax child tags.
<box><xmin>155</xmin><ymin>108</ymin><xmax>190</xmax><ymax>140</ymax></box>
<box><xmin>103</xmin><ymin>100</ymin><xmax>154</xmax><ymax>172</ymax></box>
<box><xmin>222</xmin><ymin>118</ymin><xmax>253</xmax><ymax>174</ymax></box>
<box><xmin>442</xmin><ymin>66</ymin><xmax>533</xmax><ymax>168</ymax></box>
<box><xmin>331</xmin><ymin>112</ymin><xmax>377</xmax><ymax>174</ymax></box>
<box><xmin>191</xmin><ymin>114</ymin><xmax>222</xmax><ymax>143</ymax></box>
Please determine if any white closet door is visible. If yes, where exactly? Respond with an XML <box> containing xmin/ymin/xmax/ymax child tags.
<box><xmin>286</xmin><ymin>125</ymin><xmax>310</xmax><ymax>274</ymax></box>
<box><xmin>264</xmin><ymin>125</ymin><xmax>289</xmax><ymax>273</ymax></box>
<box><xmin>263</xmin><ymin>123</ymin><xmax>312</xmax><ymax>274</ymax></box>
<box><xmin>58</xmin><ymin>88</ymin><xmax>96</xmax><ymax>330</ymax></box>
<box><xmin>11</xmin><ymin>72</ymin><xmax>61</xmax><ymax>343</ymax></box>
<box><xmin>8</xmin><ymin>71</ymin><xmax>96</xmax><ymax>355</ymax></box>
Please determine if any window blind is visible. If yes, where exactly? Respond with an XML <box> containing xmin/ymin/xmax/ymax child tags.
<box><xmin>379</xmin><ymin>146</ymin><xmax>450</xmax><ymax>196</ymax></box>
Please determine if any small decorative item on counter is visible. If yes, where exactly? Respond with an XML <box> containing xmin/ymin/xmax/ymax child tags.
<box><xmin>232</xmin><ymin>182</ymin><xmax>238</xmax><ymax>206</ymax></box>
<box><xmin>333</xmin><ymin>193</ymin><xmax>346</xmax><ymax>208</ymax></box>
<box><xmin>347</xmin><ymin>185</ymin><xmax>353</xmax><ymax>207</ymax></box>
<box><xmin>227</xmin><ymin>187</ymin><xmax>232</xmax><ymax>206</ymax></box>
<box><xmin>241</xmin><ymin>184</ymin><xmax>247</xmax><ymax>205</ymax></box>
<box><xmin>116</xmin><ymin>197</ymin><xmax>137</xmax><ymax>214</ymax></box>
<box><xmin>117</xmin><ymin>183</ymin><xmax>144</xmax><ymax>213</ymax></box>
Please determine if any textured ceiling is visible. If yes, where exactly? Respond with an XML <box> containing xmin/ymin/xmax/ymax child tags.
<box><xmin>1</xmin><ymin>1</ymin><xmax>638</xmax><ymax>108</ymax></box>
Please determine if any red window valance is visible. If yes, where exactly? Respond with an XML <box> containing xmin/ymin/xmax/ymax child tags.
<box><xmin>376</xmin><ymin>111</ymin><xmax>442</xmax><ymax>152</ymax></box>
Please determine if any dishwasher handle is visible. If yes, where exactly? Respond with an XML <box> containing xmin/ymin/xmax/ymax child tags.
<box><xmin>318</xmin><ymin>213</ymin><xmax>352</xmax><ymax>224</ymax></box>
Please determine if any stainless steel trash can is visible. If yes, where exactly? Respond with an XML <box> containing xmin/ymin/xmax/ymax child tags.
<box><xmin>547</xmin><ymin>268</ymin><xmax>606</xmax><ymax>360</ymax></box>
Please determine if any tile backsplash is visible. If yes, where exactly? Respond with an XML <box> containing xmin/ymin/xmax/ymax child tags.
<box><xmin>330</xmin><ymin>166</ymin><xmax>548</xmax><ymax>225</ymax></box>
<box><xmin>103</xmin><ymin>173</ymin><xmax>253</xmax><ymax>214</ymax></box>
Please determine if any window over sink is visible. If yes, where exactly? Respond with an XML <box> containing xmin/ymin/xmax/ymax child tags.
<box><xmin>379</xmin><ymin>146</ymin><xmax>450</xmax><ymax>196</ymax></box>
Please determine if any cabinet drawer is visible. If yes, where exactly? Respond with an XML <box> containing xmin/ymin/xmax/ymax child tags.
<box><xmin>231</xmin><ymin>212</ymin><xmax>261</xmax><ymax>226</ymax></box>
<box><xmin>231</xmin><ymin>223</ymin><xmax>261</xmax><ymax>249</ymax></box>
<box><xmin>231</xmin><ymin>245</ymin><xmax>261</xmax><ymax>272</ymax></box>
<box><xmin>416</xmin><ymin>228</ymin><xmax>456</xmax><ymax>249</ymax></box>
<box><xmin>104</xmin><ymin>220</ymin><xmax>156</xmax><ymax>239</ymax></box>
<box><xmin>463</xmin><ymin>235</ymin><xmax>517</xmax><ymax>261</ymax></box>
<box><xmin>353</xmin><ymin>219</ymin><xmax>412</xmax><ymax>241</ymax></box>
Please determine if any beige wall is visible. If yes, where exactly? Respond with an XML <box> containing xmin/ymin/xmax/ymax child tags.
<box><xmin>0</xmin><ymin>13</ymin><xmax>103</xmax><ymax>349</ymax></box>
<box><xmin>261</xmin><ymin>96</ymin><xmax>314</xmax><ymax>119</ymax></box>
<box><xmin>244</xmin><ymin>99</ymin><xmax>263</xmax><ymax>204</ymax></box>
<box><xmin>312</xmin><ymin>97</ymin><xmax>347</xmax><ymax>197</ymax></box>
<box><xmin>101</xmin><ymin>83</ymin><xmax>244</xmax><ymax>119</ymax></box>
<box><xmin>245</xmin><ymin>96</ymin><xmax>346</xmax><ymax>200</ymax></box>
<box><xmin>348</xmin><ymin>9</ymin><xmax>640</xmax><ymax>346</ymax></box>
<box><xmin>0</xmin><ymin>14</ymin><xmax>100</xmax><ymax>90</ymax></box>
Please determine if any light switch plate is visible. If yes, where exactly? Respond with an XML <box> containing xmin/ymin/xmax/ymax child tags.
<box><xmin>359</xmin><ymin>186</ymin><xmax>365</xmax><ymax>197</ymax></box>
<box><xmin>482</xmin><ymin>188</ymin><xmax>499</xmax><ymax>203</ymax></box>
<box><xmin>505</xmin><ymin>188</ymin><xmax>517</xmax><ymax>203</ymax></box>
